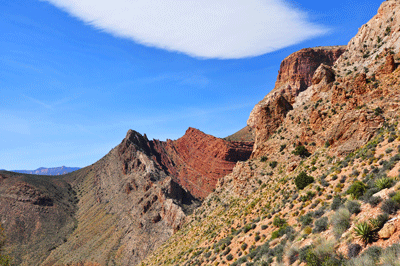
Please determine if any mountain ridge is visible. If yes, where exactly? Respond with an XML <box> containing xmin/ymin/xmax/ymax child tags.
<box><xmin>11</xmin><ymin>166</ymin><xmax>80</xmax><ymax>176</ymax></box>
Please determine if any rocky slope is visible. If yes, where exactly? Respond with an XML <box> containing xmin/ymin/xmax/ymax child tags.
<box><xmin>142</xmin><ymin>1</ymin><xmax>400</xmax><ymax>265</ymax></box>
<box><xmin>0</xmin><ymin>128</ymin><xmax>252</xmax><ymax>265</ymax></box>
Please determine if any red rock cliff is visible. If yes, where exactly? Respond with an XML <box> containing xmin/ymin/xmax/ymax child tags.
<box><xmin>248</xmin><ymin>46</ymin><xmax>345</xmax><ymax>154</ymax></box>
<box><xmin>118</xmin><ymin>128</ymin><xmax>253</xmax><ymax>200</ymax></box>
<box><xmin>157</xmin><ymin>128</ymin><xmax>253</xmax><ymax>199</ymax></box>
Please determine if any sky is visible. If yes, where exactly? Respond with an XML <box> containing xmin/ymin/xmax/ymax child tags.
<box><xmin>1</xmin><ymin>0</ymin><xmax>384</xmax><ymax>170</ymax></box>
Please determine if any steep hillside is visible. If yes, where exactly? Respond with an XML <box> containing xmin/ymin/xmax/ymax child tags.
<box><xmin>0</xmin><ymin>171</ymin><xmax>77</xmax><ymax>265</ymax></box>
<box><xmin>143</xmin><ymin>1</ymin><xmax>400</xmax><ymax>265</ymax></box>
<box><xmin>0</xmin><ymin>128</ymin><xmax>252</xmax><ymax>265</ymax></box>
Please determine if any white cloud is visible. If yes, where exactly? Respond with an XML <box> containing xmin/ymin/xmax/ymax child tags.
<box><xmin>42</xmin><ymin>0</ymin><xmax>328</xmax><ymax>59</ymax></box>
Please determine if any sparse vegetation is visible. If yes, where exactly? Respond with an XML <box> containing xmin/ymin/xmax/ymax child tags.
<box><xmin>295</xmin><ymin>171</ymin><xmax>314</xmax><ymax>190</ymax></box>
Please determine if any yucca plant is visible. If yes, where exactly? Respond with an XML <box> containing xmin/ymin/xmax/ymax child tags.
<box><xmin>354</xmin><ymin>221</ymin><xmax>376</xmax><ymax>245</ymax></box>
<box><xmin>375</xmin><ymin>177</ymin><xmax>393</xmax><ymax>190</ymax></box>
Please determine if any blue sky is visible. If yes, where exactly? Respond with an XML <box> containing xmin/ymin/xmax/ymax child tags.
<box><xmin>1</xmin><ymin>0</ymin><xmax>383</xmax><ymax>170</ymax></box>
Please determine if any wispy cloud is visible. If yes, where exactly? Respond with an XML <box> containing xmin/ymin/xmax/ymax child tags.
<box><xmin>22</xmin><ymin>94</ymin><xmax>52</xmax><ymax>109</ymax></box>
<box><xmin>21</xmin><ymin>93</ymin><xmax>81</xmax><ymax>110</ymax></box>
<box><xmin>42</xmin><ymin>0</ymin><xmax>328</xmax><ymax>59</ymax></box>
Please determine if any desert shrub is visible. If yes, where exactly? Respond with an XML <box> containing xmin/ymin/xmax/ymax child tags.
<box><xmin>345</xmin><ymin>254</ymin><xmax>376</xmax><ymax>266</ymax></box>
<box><xmin>375</xmin><ymin>177</ymin><xmax>394</xmax><ymax>190</ymax></box>
<box><xmin>280</xmin><ymin>144</ymin><xmax>286</xmax><ymax>152</ymax></box>
<box><xmin>299</xmin><ymin>245</ymin><xmax>313</xmax><ymax>263</ymax></box>
<box><xmin>269</xmin><ymin>161</ymin><xmax>278</xmax><ymax>168</ymax></box>
<box><xmin>301</xmin><ymin>239</ymin><xmax>338</xmax><ymax>266</ymax></box>
<box><xmin>287</xmin><ymin>246</ymin><xmax>299</xmax><ymax>264</ymax></box>
<box><xmin>299</xmin><ymin>212</ymin><xmax>314</xmax><ymax>227</ymax></box>
<box><xmin>361</xmin><ymin>187</ymin><xmax>380</xmax><ymax>202</ymax></box>
<box><xmin>313</xmin><ymin>207</ymin><xmax>325</xmax><ymax>218</ymax></box>
<box><xmin>363</xmin><ymin>246</ymin><xmax>382</xmax><ymax>263</ymax></box>
<box><xmin>369</xmin><ymin>213</ymin><xmax>388</xmax><ymax>231</ymax></box>
<box><xmin>391</xmin><ymin>191</ymin><xmax>400</xmax><ymax>204</ymax></box>
<box><xmin>347</xmin><ymin>181</ymin><xmax>366</xmax><ymax>199</ymax></box>
<box><xmin>292</xmin><ymin>145</ymin><xmax>311</xmax><ymax>158</ymax></box>
<box><xmin>348</xmin><ymin>243</ymin><xmax>362</xmax><ymax>258</ymax></box>
<box><xmin>354</xmin><ymin>222</ymin><xmax>375</xmax><ymax>245</ymax></box>
<box><xmin>381</xmin><ymin>198</ymin><xmax>400</xmax><ymax>214</ymax></box>
<box><xmin>204</xmin><ymin>251</ymin><xmax>212</xmax><ymax>258</ymax></box>
<box><xmin>374</xmin><ymin>107</ymin><xmax>383</xmax><ymax>116</ymax></box>
<box><xmin>346</xmin><ymin>200</ymin><xmax>361</xmax><ymax>214</ymax></box>
<box><xmin>273</xmin><ymin>216</ymin><xmax>286</xmax><ymax>228</ymax></box>
<box><xmin>381</xmin><ymin>244</ymin><xmax>400</xmax><ymax>265</ymax></box>
<box><xmin>304</xmin><ymin>226</ymin><xmax>312</xmax><ymax>235</ymax></box>
<box><xmin>295</xmin><ymin>171</ymin><xmax>314</xmax><ymax>190</ymax></box>
<box><xmin>313</xmin><ymin>217</ymin><xmax>328</xmax><ymax>233</ymax></box>
<box><xmin>368</xmin><ymin>196</ymin><xmax>382</xmax><ymax>207</ymax></box>
<box><xmin>243</xmin><ymin>224</ymin><xmax>254</xmax><ymax>233</ymax></box>
<box><xmin>260</xmin><ymin>156</ymin><xmax>268</xmax><ymax>162</ymax></box>
<box><xmin>261</xmin><ymin>224</ymin><xmax>268</xmax><ymax>230</ymax></box>
<box><xmin>331</xmin><ymin>195</ymin><xmax>343</xmax><ymax>210</ymax></box>
<box><xmin>332</xmin><ymin>208</ymin><xmax>351</xmax><ymax>238</ymax></box>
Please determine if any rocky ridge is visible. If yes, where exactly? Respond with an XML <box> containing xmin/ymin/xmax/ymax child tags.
<box><xmin>0</xmin><ymin>128</ymin><xmax>252</xmax><ymax>265</ymax></box>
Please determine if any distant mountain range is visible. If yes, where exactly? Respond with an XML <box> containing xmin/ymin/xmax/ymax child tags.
<box><xmin>9</xmin><ymin>166</ymin><xmax>80</xmax><ymax>175</ymax></box>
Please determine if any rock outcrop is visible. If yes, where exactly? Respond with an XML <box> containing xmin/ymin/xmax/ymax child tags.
<box><xmin>248</xmin><ymin>46</ymin><xmax>345</xmax><ymax>155</ymax></box>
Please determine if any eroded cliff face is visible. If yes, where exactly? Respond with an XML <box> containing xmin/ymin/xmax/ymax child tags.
<box><xmin>248</xmin><ymin>46</ymin><xmax>346</xmax><ymax>155</ymax></box>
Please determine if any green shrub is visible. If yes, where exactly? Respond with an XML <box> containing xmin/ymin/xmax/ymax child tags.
<box><xmin>354</xmin><ymin>222</ymin><xmax>375</xmax><ymax>245</ymax></box>
<box><xmin>381</xmin><ymin>244</ymin><xmax>400</xmax><ymax>265</ymax></box>
<box><xmin>260</xmin><ymin>156</ymin><xmax>268</xmax><ymax>162</ymax></box>
<box><xmin>287</xmin><ymin>246</ymin><xmax>299</xmax><ymax>264</ymax></box>
<box><xmin>374</xmin><ymin>107</ymin><xmax>383</xmax><ymax>116</ymax></box>
<box><xmin>391</xmin><ymin>192</ymin><xmax>400</xmax><ymax>204</ymax></box>
<box><xmin>280</xmin><ymin>144</ymin><xmax>286</xmax><ymax>152</ymax></box>
<box><xmin>369</xmin><ymin>213</ymin><xmax>388</xmax><ymax>231</ymax></box>
<box><xmin>381</xmin><ymin>199</ymin><xmax>400</xmax><ymax>214</ymax></box>
<box><xmin>299</xmin><ymin>212</ymin><xmax>314</xmax><ymax>227</ymax></box>
<box><xmin>331</xmin><ymin>196</ymin><xmax>342</xmax><ymax>210</ymax></box>
<box><xmin>313</xmin><ymin>217</ymin><xmax>328</xmax><ymax>233</ymax></box>
<box><xmin>269</xmin><ymin>161</ymin><xmax>278</xmax><ymax>169</ymax></box>
<box><xmin>292</xmin><ymin>145</ymin><xmax>311</xmax><ymax>158</ymax></box>
<box><xmin>368</xmin><ymin>196</ymin><xmax>382</xmax><ymax>207</ymax></box>
<box><xmin>363</xmin><ymin>246</ymin><xmax>382</xmax><ymax>263</ymax></box>
<box><xmin>273</xmin><ymin>216</ymin><xmax>287</xmax><ymax>228</ymax></box>
<box><xmin>226</xmin><ymin>254</ymin><xmax>233</xmax><ymax>261</ymax></box>
<box><xmin>332</xmin><ymin>208</ymin><xmax>350</xmax><ymax>238</ymax></box>
<box><xmin>375</xmin><ymin>177</ymin><xmax>394</xmax><ymax>190</ymax></box>
<box><xmin>346</xmin><ymin>200</ymin><xmax>361</xmax><ymax>214</ymax></box>
<box><xmin>295</xmin><ymin>171</ymin><xmax>314</xmax><ymax>190</ymax></box>
<box><xmin>346</xmin><ymin>181</ymin><xmax>366</xmax><ymax>199</ymax></box>
<box><xmin>241</xmin><ymin>243</ymin><xmax>248</xmax><ymax>251</ymax></box>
